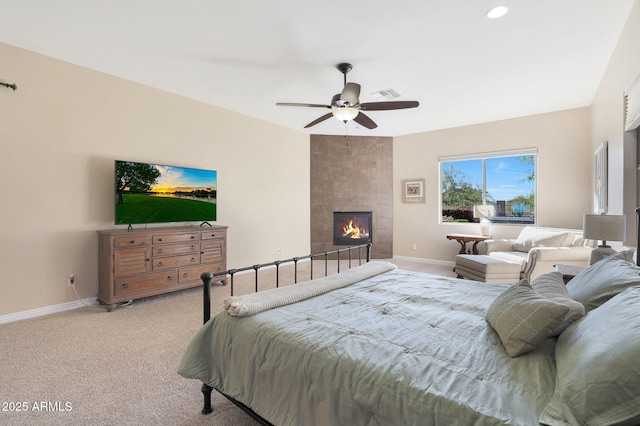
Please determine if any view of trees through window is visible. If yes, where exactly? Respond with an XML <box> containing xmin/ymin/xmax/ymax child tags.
<box><xmin>440</xmin><ymin>153</ymin><xmax>536</xmax><ymax>224</ymax></box>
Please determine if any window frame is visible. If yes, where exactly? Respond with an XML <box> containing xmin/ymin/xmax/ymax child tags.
<box><xmin>439</xmin><ymin>148</ymin><xmax>538</xmax><ymax>225</ymax></box>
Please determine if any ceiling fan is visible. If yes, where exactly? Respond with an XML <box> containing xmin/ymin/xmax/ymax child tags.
<box><xmin>276</xmin><ymin>63</ymin><xmax>419</xmax><ymax>129</ymax></box>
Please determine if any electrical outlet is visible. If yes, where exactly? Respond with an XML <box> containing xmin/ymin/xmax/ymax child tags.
<box><xmin>67</xmin><ymin>274</ymin><xmax>75</xmax><ymax>288</ymax></box>
<box><xmin>412</xmin><ymin>244</ymin><xmax>417</xmax><ymax>250</ymax></box>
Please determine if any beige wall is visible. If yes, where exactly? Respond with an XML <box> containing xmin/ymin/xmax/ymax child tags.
<box><xmin>0</xmin><ymin>42</ymin><xmax>310</xmax><ymax>317</ymax></box>
<box><xmin>591</xmin><ymin>0</ymin><xmax>640</xmax><ymax>246</ymax></box>
<box><xmin>392</xmin><ymin>107</ymin><xmax>592</xmax><ymax>263</ymax></box>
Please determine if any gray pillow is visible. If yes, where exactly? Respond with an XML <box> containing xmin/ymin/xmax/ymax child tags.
<box><xmin>539</xmin><ymin>287</ymin><xmax>640</xmax><ymax>426</ymax></box>
<box><xmin>485</xmin><ymin>280</ymin><xmax>569</xmax><ymax>357</ymax></box>
<box><xmin>566</xmin><ymin>250</ymin><xmax>640</xmax><ymax>312</ymax></box>
<box><xmin>530</xmin><ymin>272</ymin><xmax>585</xmax><ymax>336</ymax></box>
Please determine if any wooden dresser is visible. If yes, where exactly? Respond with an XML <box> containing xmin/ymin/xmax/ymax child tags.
<box><xmin>97</xmin><ymin>225</ymin><xmax>227</xmax><ymax>311</ymax></box>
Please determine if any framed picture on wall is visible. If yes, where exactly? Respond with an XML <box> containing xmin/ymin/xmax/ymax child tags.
<box><xmin>402</xmin><ymin>179</ymin><xmax>425</xmax><ymax>203</ymax></box>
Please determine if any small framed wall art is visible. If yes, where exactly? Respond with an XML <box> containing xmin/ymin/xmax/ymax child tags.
<box><xmin>402</xmin><ymin>179</ymin><xmax>425</xmax><ymax>203</ymax></box>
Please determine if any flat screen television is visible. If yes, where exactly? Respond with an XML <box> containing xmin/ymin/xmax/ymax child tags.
<box><xmin>115</xmin><ymin>160</ymin><xmax>217</xmax><ymax>225</ymax></box>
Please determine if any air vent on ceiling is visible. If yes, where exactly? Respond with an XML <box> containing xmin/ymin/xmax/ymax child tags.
<box><xmin>371</xmin><ymin>88</ymin><xmax>401</xmax><ymax>101</ymax></box>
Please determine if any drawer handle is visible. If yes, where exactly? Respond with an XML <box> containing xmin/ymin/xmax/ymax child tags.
<box><xmin>191</xmin><ymin>235</ymin><xmax>195</xmax><ymax>239</ymax></box>
<box><xmin>122</xmin><ymin>283</ymin><xmax>129</xmax><ymax>288</ymax></box>
<box><xmin>157</xmin><ymin>261</ymin><xmax>163</xmax><ymax>267</ymax></box>
<box><xmin>167</xmin><ymin>276</ymin><xmax>173</xmax><ymax>281</ymax></box>
<box><xmin>158</xmin><ymin>238</ymin><xmax>163</xmax><ymax>242</ymax></box>
<box><xmin>157</xmin><ymin>249</ymin><xmax>163</xmax><ymax>254</ymax></box>
<box><xmin>130</xmin><ymin>240</ymin><xmax>135</xmax><ymax>244</ymax></box>
<box><xmin>191</xmin><ymin>257</ymin><xmax>196</xmax><ymax>262</ymax></box>
<box><xmin>191</xmin><ymin>245</ymin><xmax>196</xmax><ymax>250</ymax></box>
<box><xmin>183</xmin><ymin>273</ymin><xmax>188</xmax><ymax>278</ymax></box>
<box><xmin>210</xmin><ymin>234</ymin><xmax>216</xmax><ymax>237</ymax></box>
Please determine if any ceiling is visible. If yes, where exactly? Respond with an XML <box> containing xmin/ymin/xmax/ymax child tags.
<box><xmin>0</xmin><ymin>1</ymin><xmax>635</xmax><ymax>137</ymax></box>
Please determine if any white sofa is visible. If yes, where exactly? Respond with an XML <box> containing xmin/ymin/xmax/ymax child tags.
<box><xmin>455</xmin><ymin>226</ymin><xmax>595</xmax><ymax>283</ymax></box>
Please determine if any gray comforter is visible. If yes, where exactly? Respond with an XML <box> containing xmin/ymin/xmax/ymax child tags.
<box><xmin>178</xmin><ymin>264</ymin><xmax>557</xmax><ymax>425</ymax></box>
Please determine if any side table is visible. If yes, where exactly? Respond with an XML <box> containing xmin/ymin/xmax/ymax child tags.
<box><xmin>553</xmin><ymin>264</ymin><xmax>587</xmax><ymax>284</ymax></box>
<box><xmin>446</xmin><ymin>233</ymin><xmax>489</xmax><ymax>255</ymax></box>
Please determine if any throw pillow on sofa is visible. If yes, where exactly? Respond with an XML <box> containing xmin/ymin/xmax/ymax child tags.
<box><xmin>511</xmin><ymin>227</ymin><xmax>571</xmax><ymax>252</ymax></box>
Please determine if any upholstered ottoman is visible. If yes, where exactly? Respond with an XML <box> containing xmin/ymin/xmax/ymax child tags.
<box><xmin>454</xmin><ymin>254</ymin><xmax>522</xmax><ymax>284</ymax></box>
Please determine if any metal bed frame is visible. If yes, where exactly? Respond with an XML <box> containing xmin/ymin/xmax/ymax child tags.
<box><xmin>197</xmin><ymin>243</ymin><xmax>372</xmax><ymax>422</ymax></box>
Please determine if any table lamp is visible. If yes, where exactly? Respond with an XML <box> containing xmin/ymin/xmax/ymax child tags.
<box><xmin>583</xmin><ymin>214</ymin><xmax>626</xmax><ymax>264</ymax></box>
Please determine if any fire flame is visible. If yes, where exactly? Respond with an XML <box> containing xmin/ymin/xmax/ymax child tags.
<box><xmin>342</xmin><ymin>219</ymin><xmax>367</xmax><ymax>239</ymax></box>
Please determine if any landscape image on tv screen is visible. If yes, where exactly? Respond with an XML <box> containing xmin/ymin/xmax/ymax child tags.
<box><xmin>115</xmin><ymin>160</ymin><xmax>217</xmax><ymax>225</ymax></box>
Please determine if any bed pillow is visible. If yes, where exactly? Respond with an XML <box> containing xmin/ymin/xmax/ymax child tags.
<box><xmin>485</xmin><ymin>280</ymin><xmax>569</xmax><ymax>357</ymax></box>
<box><xmin>566</xmin><ymin>250</ymin><xmax>640</xmax><ymax>312</ymax></box>
<box><xmin>511</xmin><ymin>227</ymin><xmax>570</xmax><ymax>252</ymax></box>
<box><xmin>539</xmin><ymin>287</ymin><xmax>640</xmax><ymax>426</ymax></box>
<box><xmin>530</xmin><ymin>272</ymin><xmax>585</xmax><ymax>336</ymax></box>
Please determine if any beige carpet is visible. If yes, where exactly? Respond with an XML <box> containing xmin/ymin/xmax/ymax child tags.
<box><xmin>0</xmin><ymin>259</ymin><xmax>455</xmax><ymax>426</ymax></box>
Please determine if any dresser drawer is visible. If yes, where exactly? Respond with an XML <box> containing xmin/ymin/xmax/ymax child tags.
<box><xmin>115</xmin><ymin>271</ymin><xmax>178</xmax><ymax>296</ymax></box>
<box><xmin>152</xmin><ymin>242</ymin><xmax>199</xmax><ymax>257</ymax></box>
<box><xmin>178</xmin><ymin>263</ymin><xmax>226</xmax><ymax>283</ymax></box>
<box><xmin>153</xmin><ymin>233</ymin><xmax>199</xmax><ymax>245</ymax></box>
<box><xmin>152</xmin><ymin>254</ymin><xmax>200</xmax><ymax>270</ymax></box>
<box><xmin>114</xmin><ymin>236</ymin><xmax>151</xmax><ymax>248</ymax></box>
<box><xmin>201</xmin><ymin>229</ymin><xmax>226</xmax><ymax>240</ymax></box>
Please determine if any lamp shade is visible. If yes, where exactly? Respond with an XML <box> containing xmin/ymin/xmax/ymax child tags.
<box><xmin>583</xmin><ymin>214</ymin><xmax>626</xmax><ymax>243</ymax></box>
<box><xmin>332</xmin><ymin>107</ymin><xmax>359</xmax><ymax>122</ymax></box>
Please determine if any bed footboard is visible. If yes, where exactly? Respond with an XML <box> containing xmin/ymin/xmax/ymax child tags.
<box><xmin>197</xmin><ymin>243</ymin><xmax>371</xmax><ymax>420</ymax></box>
<box><xmin>200</xmin><ymin>243</ymin><xmax>371</xmax><ymax>324</ymax></box>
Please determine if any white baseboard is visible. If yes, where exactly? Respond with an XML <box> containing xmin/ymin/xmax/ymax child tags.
<box><xmin>0</xmin><ymin>298</ymin><xmax>99</xmax><ymax>325</ymax></box>
<box><xmin>392</xmin><ymin>255</ymin><xmax>456</xmax><ymax>267</ymax></box>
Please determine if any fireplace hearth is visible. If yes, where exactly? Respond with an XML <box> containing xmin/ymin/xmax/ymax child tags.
<box><xmin>333</xmin><ymin>211</ymin><xmax>372</xmax><ymax>246</ymax></box>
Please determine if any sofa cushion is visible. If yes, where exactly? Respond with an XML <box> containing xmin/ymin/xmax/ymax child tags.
<box><xmin>511</xmin><ymin>227</ymin><xmax>571</xmax><ymax>252</ymax></box>
<box><xmin>488</xmin><ymin>251</ymin><xmax>528</xmax><ymax>269</ymax></box>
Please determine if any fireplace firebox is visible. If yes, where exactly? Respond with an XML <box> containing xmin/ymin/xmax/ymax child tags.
<box><xmin>333</xmin><ymin>211</ymin><xmax>373</xmax><ymax>246</ymax></box>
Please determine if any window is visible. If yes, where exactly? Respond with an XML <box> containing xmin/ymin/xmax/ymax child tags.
<box><xmin>440</xmin><ymin>149</ymin><xmax>536</xmax><ymax>225</ymax></box>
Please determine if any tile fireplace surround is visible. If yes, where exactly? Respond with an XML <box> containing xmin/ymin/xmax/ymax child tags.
<box><xmin>310</xmin><ymin>134</ymin><xmax>392</xmax><ymax>258</ymax></box>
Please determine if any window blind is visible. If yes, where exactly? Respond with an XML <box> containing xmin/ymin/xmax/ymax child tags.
<box><xmin>439</xmin><ymin>148</ymin><xmax>537</xmax><ymax>163</ymax></box>
<box><xmin>625</xmin><ymin>72</ymin><xmax>640</xmax><ymax>131</ymax></box>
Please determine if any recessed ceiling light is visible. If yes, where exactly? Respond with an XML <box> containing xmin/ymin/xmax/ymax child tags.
<box><xmin>486</xmin><ymin>6</ymin><xmax>508</xmax><ymax>19</ymax></box>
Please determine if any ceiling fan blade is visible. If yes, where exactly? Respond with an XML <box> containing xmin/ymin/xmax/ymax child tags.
<box><xmin>353</xmin><ymin>112</ymin><xmax>377</xmax><ymax>129</ymax></box>
<box><xmin>359</xmin><ymin>101</ymin><xmax>419</xmax><ymax>111</ymax></box>
<box><xmin>340</xmin><ymin>82</ymin><xmax>361</xmax><ymax>105</ymax></box>
<box><xmin>304</xmin><ymin>113</ymin><xmax>333</xmax><ymax>128</ymax></box>
<box><xmin>276</xmin><ymin>102</ymin><xmax>331</xmax><ymax>108</ymax></box>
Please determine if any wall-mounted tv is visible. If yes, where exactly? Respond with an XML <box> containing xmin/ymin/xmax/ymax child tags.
<box><xmin>115</xmin><ymin>160</ymin><xmax>217</xmax><ymax>225</ymax></box>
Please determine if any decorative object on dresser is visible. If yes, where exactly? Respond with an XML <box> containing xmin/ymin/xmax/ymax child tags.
<box><xmin>582</xmin><ymin>213</ymin><xmax>626</xmax><ymax>264</ymax></box>
<box><xmin>97</xmin><ymin>226</ymin><xmax>227</xmax><ymax>311</ymax></box>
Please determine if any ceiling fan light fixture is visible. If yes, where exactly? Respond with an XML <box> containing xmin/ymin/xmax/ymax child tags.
<box><xmin>332</xmin><ymin>107</ymin><xmax>359</xmax><ymax>122</ymax></box>
<box><xmin>486</xmin><ymin>6</ymin><xmax>508</xmax><ymax>19</ymax></box>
